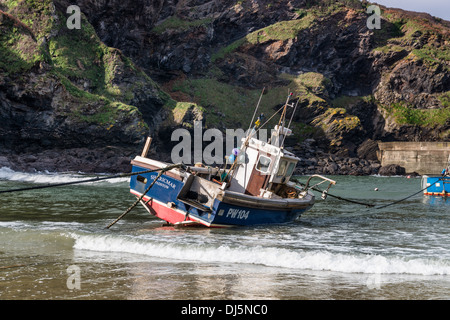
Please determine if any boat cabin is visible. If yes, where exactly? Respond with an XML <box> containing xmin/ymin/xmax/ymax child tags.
<box><xmin>227</xmin><ymin>125</ymin><xmax>300</xmax><ymax>198</ymax></box>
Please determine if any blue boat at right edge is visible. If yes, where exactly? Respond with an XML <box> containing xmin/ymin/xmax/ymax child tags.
<box><xmin>422</xmin><ymin>155</ymin><xmax>450</xmax><ymax>197</ymax></box>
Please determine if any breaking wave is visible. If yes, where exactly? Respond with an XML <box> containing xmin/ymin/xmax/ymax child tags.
<box><xmin>72</xmin><ymin>234</ymin><xmax>450</xmax><ymax>276</ymax></box>
<box><xmin>0</xmin><ymin>167</ymin><xmax>128</xmax><ymax>184</ymax></box>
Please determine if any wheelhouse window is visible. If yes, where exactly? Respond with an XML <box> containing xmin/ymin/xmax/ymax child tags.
<box><xmin>256</xmin><ymin>155</ymin><xmax>271</xmax><ymax>173</ymax></box>
<box><xmin>286</xmin><ymin>162</ymin><xmax>295</xmax><ymax>177</ymax></box>
<box><xmin>277</xmin><ymin>160</ymin><xmax>288</xmax><ymax>176</ymax></box>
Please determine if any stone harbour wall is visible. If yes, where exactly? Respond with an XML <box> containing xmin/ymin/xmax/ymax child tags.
<box><xmin>377</xmin><ymin>142</ymin><xmax>450</xmax><ymax>175</ymax></box>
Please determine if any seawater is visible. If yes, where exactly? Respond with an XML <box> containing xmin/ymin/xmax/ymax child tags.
<box><xmin>0</xmin><ymin>167</ymin><xmax>449</xmax><ymax>300</ymax></box>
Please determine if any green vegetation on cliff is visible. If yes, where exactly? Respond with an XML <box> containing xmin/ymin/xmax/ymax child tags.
<box><xmin>375</xmin><ymin>8</ymin><xmax>450</xmax><ymax>70</ymax></box>
<box><xmin>167</xmin><ymin>72</ymin><xmax>334</xmax><ymax>142</ymax></box>
<box><xmin>383</xmin><ymin>102</ymin><xmax>450</xmax><ymax>127</ymax></box>
<box><xmin>0</xmin><ymin>1</ymin><xmax>163</xmax><ymax>135</ymax></box>
<box><xmin>0</xmin><ymin>2</ymin><xmax>46</xmax><ymax>74</ymax></box>
<box><xmin>212</xmin><ymin>11</ymin><xmax>317</xmax><ymax>62</ymax></box>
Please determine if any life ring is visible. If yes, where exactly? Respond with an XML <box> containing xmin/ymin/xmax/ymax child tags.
<box><xmin>286</xmin><ymin>188</ymin><xmax>297</xmax><ymax>198</ymax></box>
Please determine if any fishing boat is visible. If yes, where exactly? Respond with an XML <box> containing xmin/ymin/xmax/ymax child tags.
<box><xmin>128</xmin><ymin>93</ymin><xmax>336</xmax><ymax>227</ymax></box>
<box><xmin>421</xmin><ymin>155</ymin><xmax>450</xmax><ymax>197</ymax></box>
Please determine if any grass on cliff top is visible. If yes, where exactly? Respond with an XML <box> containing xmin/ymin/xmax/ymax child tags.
<box><xmin>246</xmin><ymin>14</ymin><xmax>316</xmax><ymax>44</ymax></box>
<box><xmin>279</xmin><ymin>72</ymin><xmax>329</xmax><ymax>107</ymax></box>
<box><xmin>383</xmin><ymin>102</ymin><xmax>450</xmax><ymax>127</ymax></box>
<box><xmin>170</xmin><ymin>77</ymin><xmax>278</xmax><ymax>129</ymax></box>
<box><xmin>46</xmin><ymin>8</ymin><xmax>162</xmax><ymax>130</ymax></box>
<box><xmin>47</xmin><ymin>9</ymin><xmax>162</xmax><ymax>103</ymax></box>
<box><xmin>46</xmin><ymin>14</ymin><xmax>141</xmax><ymax>126</ymax></box>
<box><xmin>48</xmin><ymin>12</ymin><xmax>112</xmax><ymax>95</ymax></box>
<box><xmin>406</xmin><ymin>17</ymin><xmax>450</xmax><ymax>70</ymax></box>
<box><xmin>162</xmin><ymin>100</ymin><xmax>205</xmax><ymax>128</ymax></box>
<box><xmin>211</xmin><ymin>12</ymin><xmax>316</xmax><ymax>62</ymax></box>
<box><xmin>374</xmin><ymin>10</ymin><xmax>450</xmax><ymax>70</ymax></box>
<box><xmin>170</xmin><ymin>77</ymin><xmax>309</xmax><ymax>129</ymax></box>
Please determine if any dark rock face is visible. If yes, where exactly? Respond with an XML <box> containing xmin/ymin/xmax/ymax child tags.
<box><xmin>70</xmin><ymin>0</ymin><xmax>445</xmax><ymax>108</ymax></box>
<box><xmin>0</xmin><ymin>72</ymin><xmax>145</xmax><ymax>153</ymax></box>
<box><xmin>0</xmin><ymin>147</ymin><xmax>133</xmax><ymax>173</ymax></box>
<box><xmin>374</xmin><ymin>59</ymin><xmax>450</xmax><ymax>109</ymax></box>
<box><xmin>357</xmin><ymin>139</ymin><xmax>380</xmax><ymax>161</ymax></box>
<box><xmin>257</xmin><ymin>10</ymin><xmax>377</xmax><ymax>97</ymax></box>
<box><xmin>216</xmin><ymin>52</ymin><xmax>283</xmax><ymax>88</ymax></box>
<box><xmin>292</xmin><ymin>137</ymin><xmax>382</xmax><ymax>176</ymax></box>
<box><xmin>378</xmin><ymin>164</ymin><xmax>406</xmax><ymax>176</ymax></box>
<box><xmin>0</xmin><ymin>1</ymin><xmax>170</xmax><ymax>172</ymax></box>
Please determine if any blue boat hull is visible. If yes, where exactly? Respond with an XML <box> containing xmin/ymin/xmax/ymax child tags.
<box><xmin>129</xmin><ymin>164</ymin><xmax>314</xmax><ymax>227</ymax></box>
<box><xmin>422</xmin><ymin>176</ymin><xmax>450</xmax><ymax>196</ymax></box>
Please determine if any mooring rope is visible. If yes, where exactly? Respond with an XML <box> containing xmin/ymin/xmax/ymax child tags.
<box><xmin>293</xmin><ymin>178</ymin><xmax>375</xmax><ymax>207</ymax></box>
<box><xmin>0</xmin><ymin>167</ymin><xmax>181</xmax><ymax>194</ymax></box>
<box><xmin>105</xmin><ymin>163</ymin><xmax>184</xmax><ymax>229</ymax></box>
<box><xmin>372</xmin><ymin>177</ymin><xmax>444</xmax><ymax>210</ymax></box>
<box><xmin>293</xmin><ymin>177</ymin><xmax>444</xmax><ymax>210</ymax></box>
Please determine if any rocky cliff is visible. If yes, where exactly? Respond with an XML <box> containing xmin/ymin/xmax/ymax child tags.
<box><xmin>0</xmin><ymin>0</ymin><xmax>170</xmax><ymax>172</ymax></box>
<box><xmin>0</xmin><ymin>0</ymin><xmax>449</xmax><ymax>174</ymax></box>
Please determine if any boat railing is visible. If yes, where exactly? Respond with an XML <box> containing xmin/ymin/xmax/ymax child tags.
<box><xmin>298</xmin><ymin>174</ymin><xmax>337</xmax><ymax>200</ymax></box>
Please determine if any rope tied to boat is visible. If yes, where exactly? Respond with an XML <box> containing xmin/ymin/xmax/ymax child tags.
<box><xmin>0</xmin><ymin>167</ymin><xmax>182</xmax><ymax>194</ymax></box>
<box><xmin>293</xmin><ymin>176</ymin><xmax>445</xmax><ymax>210</ymax></box>
<box><xmin>372</xmin><ymin>177</ymin><xmax>444</xmax><ymax>210</ymax></box>
<box><xmin>292</xmin><ymin>177</ymin><xmax>375</xmax><ymax>207</ymax></box>
<box><xmin>105</xmin><ymin>163</ymin><xmax>184</xmax><ymax>229</ymax></box>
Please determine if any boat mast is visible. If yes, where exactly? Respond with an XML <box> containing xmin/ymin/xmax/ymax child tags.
<box><xmin>270</xmin><ymin>91</ymin><xmax>294</xmax><ymax>147</ymax></box>
<box><xmin>280</xmin><ymin>97</ymin><xmax>300</xmax><ymax>148</ymax></box>
<box><xmin>220</xmin><ymin>89</ymin><xmax>266</xmax><ymax>185</ymax></box>
<box><xmin>277</xmin><ymin>92</ymin><xmax>291</xmax><ymax>130</ymax></box>
<box><xmin>248</xmin><ymin>87</ymin><xmax>265</xmax><ymax>136</ymax></box>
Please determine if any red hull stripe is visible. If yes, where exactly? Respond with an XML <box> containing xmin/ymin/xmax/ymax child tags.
<box><xmin>130</xmin><ymin>189</ymin><xmax>212</xmax><ymax>227</ymax></box>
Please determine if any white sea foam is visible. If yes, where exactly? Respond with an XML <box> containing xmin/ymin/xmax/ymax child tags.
<box><xmin>72</xmin><ymin>234</ymin><xmax>450</xmax><ymax>276</ymax></box>
<box><xmin>0</xmin><ymin>167</ymin><xmax>128</xmax><ymax>184</ymax></box>
<box><xmin>0</xmin><ymin>221</ymin><xmax>31</xmax><ymax>229</ymax></box>
<box><xmin>0</xmin><ymin>220</ymin><xmax>85</xmax><ymax>232</ymax></box>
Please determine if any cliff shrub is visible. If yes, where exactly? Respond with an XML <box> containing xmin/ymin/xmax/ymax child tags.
<box><xmin>152</xmin><ymin>16</ymin><xmax>212</xmax><ymax>34</ymax></box>
<box><xmin>387</xmin><ymin>102</ymin><xmax>450</xmax><ymax>126</ymax></box>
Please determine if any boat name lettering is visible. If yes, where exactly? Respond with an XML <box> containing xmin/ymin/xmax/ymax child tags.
<box><xmin>226</xmin><ymin>208</ymin><xmax>249</xmax><ymax>220</ymax></box>
<box><xmin>149</xmin><ymin>174</ymin><xmax>176</xmax><ymax>189</ymax></box>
